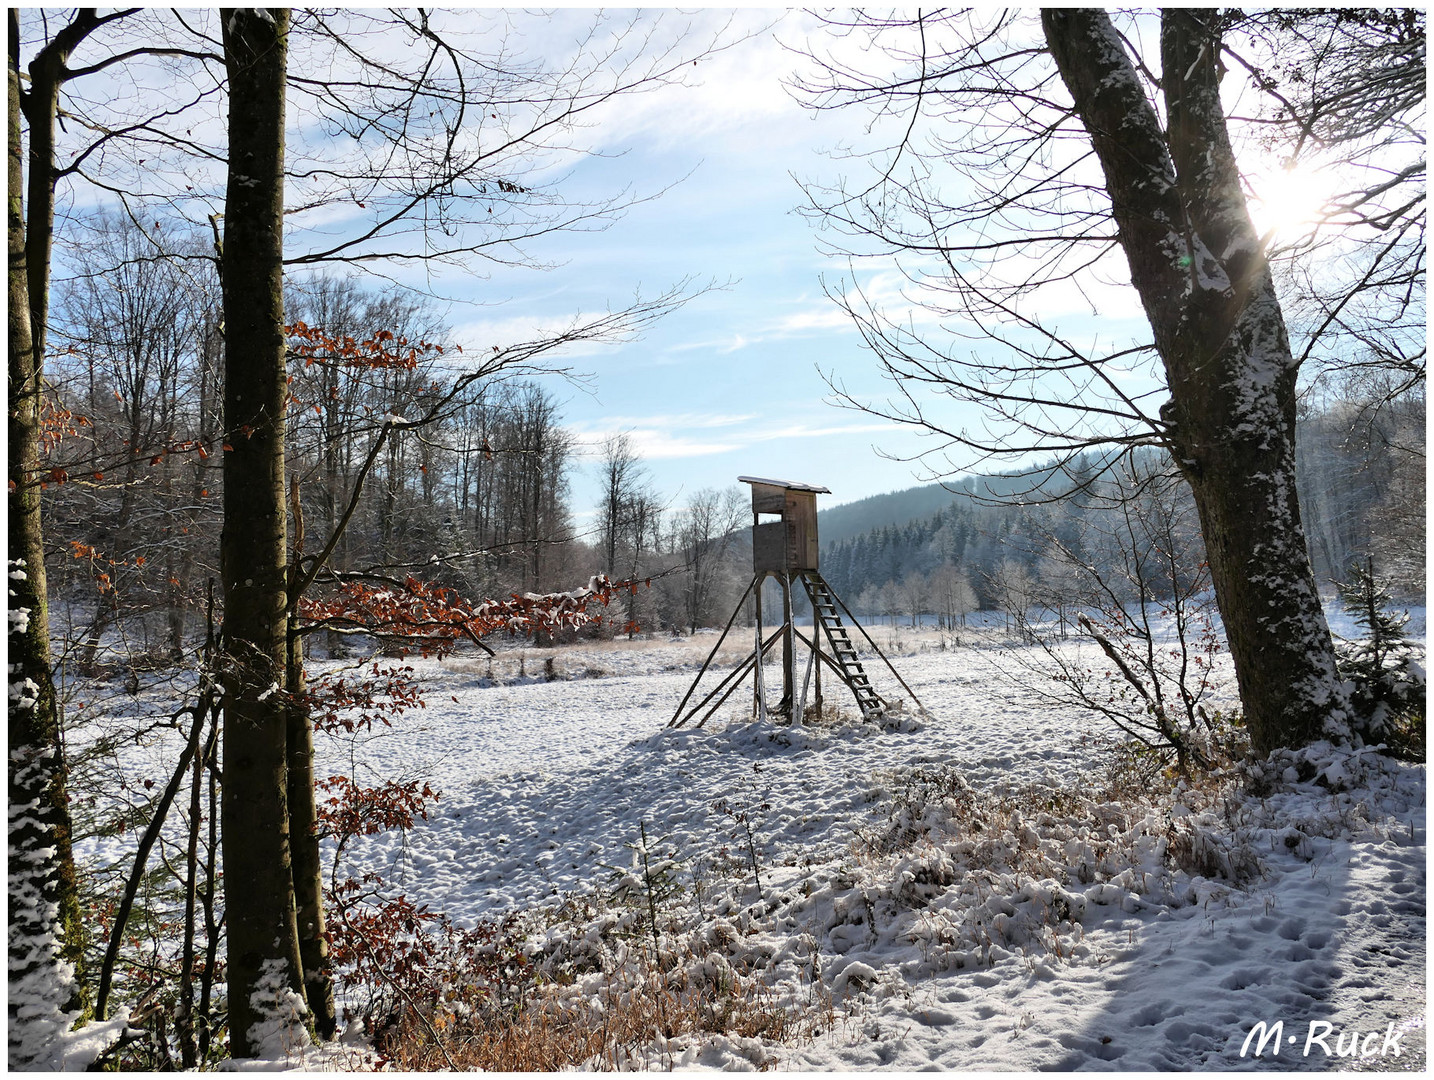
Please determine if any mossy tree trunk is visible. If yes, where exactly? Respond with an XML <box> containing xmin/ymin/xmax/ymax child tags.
<box><xmin>286</xmin><ymin>477</ymin><xmax>335</xmax><ymax>1039</ymax></box>
<box><xmin>219</xmin><ymin>8</ymin><xmax>311</xmax><ymax>1057</ymax></box>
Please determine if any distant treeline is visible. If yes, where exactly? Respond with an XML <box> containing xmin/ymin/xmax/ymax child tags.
<box><xmin>822</xmin><ymin>391</ymin><xmax>1424</xmax><ymax>621</ymax></box>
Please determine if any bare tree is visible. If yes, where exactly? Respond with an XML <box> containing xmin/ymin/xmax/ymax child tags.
<box><xmin>986</xmin><ymin>557</ymin><xmax>1035</xmax><ymax>643</ymax></box>
<box><xmin>17</xmin><ymin>6</ymin><xmax>731</xmax><ymax>1057</ymax></box>
<box><xmin>50</xmin><ymin>214</ymin><xmax>210</xmax><ymax>669</ymax></box>
<box><xmin>286</xmin><ymin>275</ymin><xmax>439</xmax><ymax>576</ymax></box>
<box><xmin>428</xmin><ymin>380</ymin><xmax>581</xmax><ymax>600</ymax></box>
<box><xmin>7</xmin><ymin>9</ymin><xmax>118</xmax><ymax>1059</ymax></box>
<box><xmin>592</xmin><ymin>432</ymin><xmax>665</xmax><ymax>635</ymax></box>
<box><xmin>597</xmin><ymin>432</ymin><xmax>644</xmax><ymax>578</ymax></box>
<box><xmin>897</xmin><ymin>569</ymin><xmax>929</xmax><ymax>629</ymax></box>
<box><xmin>929</xmin><ymin>562</ymin><xmax>976</xmax><ymax>631</ymax></box>
<box><xmin>1035</xmin><ymin>554</ymin><xmax>1083</xmax><ymax>640</ymax></box>
<box><xmin>673</xmin><ymin>486</ymin><xmax>745</xmax><ymax>634</ymax></box>
<box><xmin>796</xmin><ymin>9</ymin><xmax>1387</xmax><ymax>753</ymax></box>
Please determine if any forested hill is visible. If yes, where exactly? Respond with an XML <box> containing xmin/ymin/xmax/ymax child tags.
<box><xmin>815</xmin><ymin>482</ymin><xmax>971</xmax><ymax>548</ymax></box>
<box><xmin>818</xmin><ymin>494</ymin><xmax>1021</xmax><ymax>612</ymax></box>
<box><xmin>817</xmin><ymin>467</ymin><xmax>1067</xmax><ymax>548</ymax></box>
<box><xmin>816</xmin><ymin>457</ymin><xmax>1144</xmax><ymax>612</ymax></box>
<box><xmin>815</xmin><ymin>400</ymin><xmax>1426</xmax><ymax>615</ymax></box>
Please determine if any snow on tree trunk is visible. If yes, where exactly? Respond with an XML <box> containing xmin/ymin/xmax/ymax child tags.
<box><xmin>244</xmin><ymin>958</ymin><xmax>312</xmax><ymax>1061</ymax></box>
<box><xmin>1041</xmin><ymin>8</ymin><xmax>1349</xmax><ymax>754</ymax></box>
<box><xmin>9</xmin><ymin>15</ymin><xmax>88</xmax><ymax>1066</ymax></box>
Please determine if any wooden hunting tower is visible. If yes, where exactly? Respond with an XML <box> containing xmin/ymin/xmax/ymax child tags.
<box><xmin>670</xmin><ymin>477</ymin><xmax>921</xmax><ymax>729</ymax></box>
<box><xmin>746</xmin><ymin>476</ymin><xmax>823</xmax><ymax>574</ymax></box>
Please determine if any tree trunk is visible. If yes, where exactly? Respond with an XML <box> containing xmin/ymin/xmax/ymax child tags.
<box><xmin>285</xmin><ymin>478</ymin><xmax>336</xmax><ymax>1038</ymax></box>
<box><xmin>220</xmin><ymin>8</ymin><xmax>311</xmax><ymax>1058</ymax></box>
<box><xmin>286</xmin><ymin>618</ymin><xmax>336</xmax><ymax>1038</ymax></box>
<box><xmin>1041</xmin><ymin>8</ymin><xmax>1346</xmax><ymax>754</ymax></box>
<box><xmin>8</xmin><ymin>14</ymin><xmax>90</xmax><ymax>1065</ymax></box>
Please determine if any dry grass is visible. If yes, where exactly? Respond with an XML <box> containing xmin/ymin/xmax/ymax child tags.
<box><xmin>369</xmin><ymin>937</ymin><xmax>832</xmax><ymax>1071</ymax></box>
<box><xmin>864</xmin><ymin>749</ymin><xmax>1262</xmax><ymax>892</ymax></box>
<box><xmin>340</xmin><ymin>856</ymin><xmax>835</xmax><ymax>1072</ymax></box>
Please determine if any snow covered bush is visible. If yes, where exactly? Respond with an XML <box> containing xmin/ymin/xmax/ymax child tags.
<box><xmin>329</xmin><ymin>878</ymin><xmax>833</xmax><ymax>1070</ymax></box>
<box><xmin>795</xmin><ymin>761</ymin><xmax>1278</xmax><ymax>985</ymax></box>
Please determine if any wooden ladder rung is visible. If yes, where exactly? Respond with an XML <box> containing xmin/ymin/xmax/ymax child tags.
<box><xmin>800</xmin><ymin>569</ymin><xmax>893</xmax><ymax>722</ymax></box>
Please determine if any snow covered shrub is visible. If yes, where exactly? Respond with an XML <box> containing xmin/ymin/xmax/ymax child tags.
<box><xmin>810</xmin><ymin>762</ymin><xmax>1272</xmax><ymax>984</ymax></box>
<box><xmin>605</xmin><ymin>823</ymin><xmax>686</xmax><ymax>964</ymax></box>
<box><xmin>1087</xmin><ymin>705</ymin><xmax>1247</xmax><ymax>792</ymax></box>
<box><xmin>1335</xmin><ymin>560</ymin><xmax>1425</xmax><ymax>758</ymax></box>
<box><xmin>866</xmin><ymin>762</ymin><xmax>973</xmax><ymax>853</ymax></box>
<box><xmin>346</xmin><ymin>885</ymin><xmax>832</xmax><ymax>1070</ymax></box>
<box><xmin>711</xmin><ymin>788</ymin><xmax>772</xmax><ymax>896</ymax></box>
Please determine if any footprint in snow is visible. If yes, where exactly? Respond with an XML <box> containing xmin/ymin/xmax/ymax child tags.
<box><xmin>1277</xmin><ymin>917</ymin><xmax>1306</xmax><ymax>940</ymax></box>
<box><xmin>1131</xmin><ymin>1003</ymin><xmax>1166</xmax><ymax>1027</ymax></box>
<box><xmin>1219</xmin><ymin>967</ymin><xmax>1268</xmax><ymax>992</ymax></box>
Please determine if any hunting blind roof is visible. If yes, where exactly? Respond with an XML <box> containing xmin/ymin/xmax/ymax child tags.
<box><xmin>736</xmin><ymin>476</ymin><xmax>831</xmax><ymax>495</ymax></box>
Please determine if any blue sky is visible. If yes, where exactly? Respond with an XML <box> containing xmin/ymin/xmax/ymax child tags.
<box><xmin>366</xmin><ymin>8</ymin><xmax>1052</xmax><ymax>521</ymax></box>
<box><xmin>423</xmin><ymin>8</ymin><xmax>1348</xmax><ymax>527</ymax></box>
<box><xmin>31</xmin><ymin>8</ymin><xmax>955</xmax><ymax>521</ymax></box>
<box><xmin>48</xmin><ymin>8</ymin><xmax>1321</xmax><ymax>524</ymax></box>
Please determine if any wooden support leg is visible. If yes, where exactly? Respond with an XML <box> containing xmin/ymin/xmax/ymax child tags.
<box><xmin>753</xmin><ymin>575</ymin><xmax>767</xmax><ymax>722</ymax></box>
<box><xmin>696</xmin><ymin>626</ymin><xmax>784</xmax><ymax>727</ymax></box>
<box><xmin>668</xmin><ymin>576</ymin><xmax>757</xmax><ymax>727</ymax></box>
<box><xmin>779</xmin><ymin>573</ymin><xmax>795</xmax><ymax>718</ymax></box>
<box><xmin>795</xmin><ymin>638</ymin><xmax>815</xmax><ymax>725</ymax></box>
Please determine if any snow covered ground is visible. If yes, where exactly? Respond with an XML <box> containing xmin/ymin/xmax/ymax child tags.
<box><xmin>67</xmin><ymin>614</ymin><xmax>1426</xmax><ymax>1071</ymax></box>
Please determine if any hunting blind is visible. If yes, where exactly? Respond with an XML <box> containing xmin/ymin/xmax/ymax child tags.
<box><xmin>669</xmin><ymin>477</ymin><xmax>922</xmax><ymax>729</ymax></box>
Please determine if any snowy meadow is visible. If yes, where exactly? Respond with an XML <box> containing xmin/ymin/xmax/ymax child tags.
<box><xmin>66</xmin><ymin>612</ymin><xmax>1426</xmax><ymax>1071</ymax></box>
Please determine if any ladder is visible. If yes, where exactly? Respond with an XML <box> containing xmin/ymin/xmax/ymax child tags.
<box><xmin>800</xmin><ymin>571</ymin><xmax>886</xmax><ymax>721</ymax></box>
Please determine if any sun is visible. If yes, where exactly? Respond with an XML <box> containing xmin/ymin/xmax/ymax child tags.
<box><xmin>1247</xmin><ymin>161</ymin><xmax>1337</xmax><ymax>242</ymax></box>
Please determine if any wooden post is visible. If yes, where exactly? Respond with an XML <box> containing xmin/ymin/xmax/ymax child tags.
<box><xmin>813</xmin><ymin>590</ymin><xmax>823</xmax><ymax>718</ymax></box>
<box><xmin>780</xmin><ymin>572</ymin><xmax>795</xmax><ymax>716</ymax></box>
<box><xmin>795</xmin><ymin>634</ymin><xmax>816</xmax><ymax>725</ymax></box>
<box><xmin>694</xmin><ymin>626</ymin><xmax>784</xmax><ymax>727</ymax></box>
<box><xmin>668</xmin><ymin>576</ymin><xmax>757</xmax><ymax>727</ymax></box>
<box><xmin>753</xmin><ymin>573</ymin><xmax>766</xmax><ymax>722</ymax></box>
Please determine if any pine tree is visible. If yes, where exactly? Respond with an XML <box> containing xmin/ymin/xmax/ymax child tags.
<box><xmin>1335</xmin><ymin>558</ymin><xmax>1425</xmax><ymax>748</ymax></box>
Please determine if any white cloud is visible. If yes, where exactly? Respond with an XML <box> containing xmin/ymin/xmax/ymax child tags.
<box><xmin>628</xmin><ymin>431</ymin><xmax>745</xmax><ymax>460</ymax></box>
<box><xmin>579</xmin><ymin>412</ymin><xmax>756</xmax><ymax>432</ymax></box>
<box><xmin>655</xmin><ymin>296</ymin><xmax>862</xmax><ymax>358</ymax></box>
<box><xmin>570</xmin><ymin>411</ymin><xmax>901</xmax><ymax>463</ymax></box>
<box><xmin>446</xmin><ymin>309</ymin><xmax>634</xmax><ymax>362</ymax></box>
<box><xmin>576</xmin><ymin>11</ymin><xmax>813</xmax><ymax>156</ymax></box>
<box><xmin>767</xmin><ymin>304</ymin><xmax>856</xmax><ymax>336</ymax></box>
